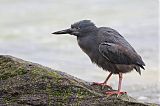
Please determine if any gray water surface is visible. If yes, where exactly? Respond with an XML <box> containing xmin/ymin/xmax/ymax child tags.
<box><xmin>0</xmin><ymin>0</ymin><xmax>159</xmax><ymax>104</ymax></box>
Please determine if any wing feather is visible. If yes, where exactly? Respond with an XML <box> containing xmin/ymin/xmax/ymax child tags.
<box><xmin>99</xmin><ymin>42</ymin><xmax>145</xmax><ymax>68</ymax></box>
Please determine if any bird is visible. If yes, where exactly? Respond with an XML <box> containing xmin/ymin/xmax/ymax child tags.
<box><xmin>52</xmin><ymin>20</ymin><xmax>145</xmax><ymax>95</ymax></box>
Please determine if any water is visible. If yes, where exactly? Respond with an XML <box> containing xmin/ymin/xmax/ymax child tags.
<box><xmin>0</xmin><ymin>0</ymin><xmax>159</xmax><ymax>104</ymax></box>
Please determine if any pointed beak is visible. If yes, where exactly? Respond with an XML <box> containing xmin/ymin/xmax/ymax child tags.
<box><xmin>52</xmin><ymin>28</ymin><xmax>72</xmax><ymax>34</ymax></box>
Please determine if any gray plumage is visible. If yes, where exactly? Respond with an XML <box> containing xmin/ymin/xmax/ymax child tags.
<box><xmin>52</xmin><ymin>20</ymin><xmax>145</xmax><ymax>75</ymax></box>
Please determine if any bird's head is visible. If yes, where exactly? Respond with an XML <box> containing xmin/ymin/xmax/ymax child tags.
<box><xmin>52</xmin><ymin>20</ymin><xmax>97</xmax><ymax>37</ymax></box>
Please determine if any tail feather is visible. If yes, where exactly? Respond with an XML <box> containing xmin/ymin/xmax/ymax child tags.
<box><xmin>136</xmin><ymin>62</ymin><xmax>145</xmax><ymax>70</ymax></box>
<box><xmin>136</xmin><ymin>59</ymin><xmax>145</xmax><ymax>70</ymax></box>
<box><xmin>138</xmin><ymin>64</ymin><xmax>145</xmax><ymax>70</ymax></box>
<box><xmin>135</xmin><ymin>56</ymin><xmax>145</xmax><ymax>75</ymax></box>
<box><xmin>134</xmin><ymin>66</ymin><xmax>141</xmax><ymax>75</ymax></box>
<box><xmin>137</xmin><ymin>56</ymin><xmax>145</xmax><ymax>66</ymax></box>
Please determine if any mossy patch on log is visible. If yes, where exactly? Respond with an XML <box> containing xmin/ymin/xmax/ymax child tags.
<box><xmin>0</xmin><ymin>55</ymin><xmax>158</xmax><ymax>106</ymax></box>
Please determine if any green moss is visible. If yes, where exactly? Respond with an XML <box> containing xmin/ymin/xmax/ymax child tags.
<box><xmin>0</xmin><ymin>55</ymin><xmax>157</xmax><ymax>106</ymax></box>
<box><xmin>31</xmin><ymin>67</ymin><xmax>61</xmax><ymax>80</ymax></box>
<box><xmin>3</xmin><ymin>96</ymin><xmax>18</xmax><ymax>104</ymax></box>
<box><xmin>49</xmin><ymin>85</ymin><xmax>93</xmax><ymax>100</ymax></box>
<box><xmin>15</xmin><ymin>67</ymin><xmax>28</xmax><ymax>75</ymax></box>
<box><xmin>47</xmin><ymin>71</ymin><xmax>61</xmax><ymax>79</ymax></box>
<box><xmin>46</xmin><ymin>83</ymin><xmax>52</xmax><ymax>106</ymax></box>
<box><xmin>0</xmin><ymin>57</ymin><xmax>28</xmax><ymax>80</ymax></box>
<box><xmin>0</xmin><ymin>58</ymin><xmax>93</xmax><ymax>102</ymax></box>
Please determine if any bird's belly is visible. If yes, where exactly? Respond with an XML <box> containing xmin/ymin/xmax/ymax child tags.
<box><xmin>89</xmin><ymin>53</ymin><xmax>117</xmax><ymax>72</ymax></box>
<box><xmin>115</xmin><ymin>64</ymin><xmax>135</xmax><ymax>73</ymax></box>
<box><xmin>88</xmin><ymin>52</ymin><xmax>134</xmax><ymax>74</ymax></box>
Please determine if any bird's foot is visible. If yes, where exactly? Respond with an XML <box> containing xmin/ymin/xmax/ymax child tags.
<box><xmin>105</xmin><ymin>91</ymin><xmax>127</xmax><ymax>97</ymax></box>
<box><xmin>92</xmin><ymin>82</ymin><xmax>112</xmax><ymax>90</ymax></box>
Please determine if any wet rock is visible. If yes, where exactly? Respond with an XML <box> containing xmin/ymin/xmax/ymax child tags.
<box><xmin>0</xmin><ymin>55</ymin><xmax>158</xmax><ymax>106</ymax></box>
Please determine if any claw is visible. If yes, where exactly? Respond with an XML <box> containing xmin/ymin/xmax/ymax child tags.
<box><xmin>106</xmin><ymin>91</ymin><xmax>127</xmax><ymax>97</ymax></box>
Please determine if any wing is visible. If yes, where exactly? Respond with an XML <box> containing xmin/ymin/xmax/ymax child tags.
<box><xmin>98</xmin><ymin>27</ymin><xmax>137</xmax><ymax>53</ymax></box>
<box><xmin>99</xmin><ymin>42</ymin><xmax>145</xmax><ymax>69</ymax></box>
